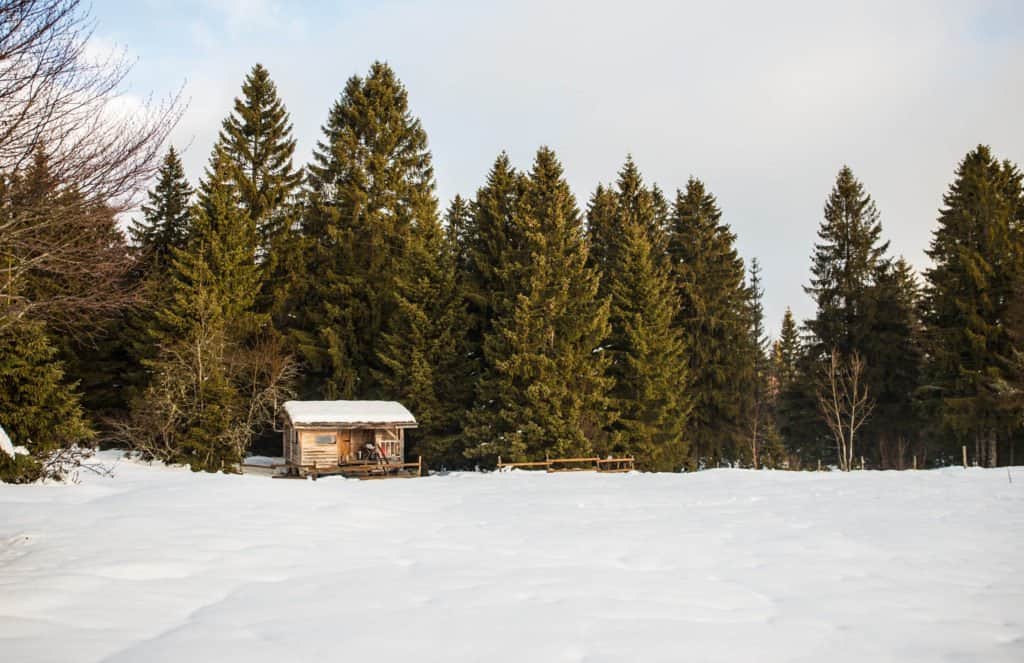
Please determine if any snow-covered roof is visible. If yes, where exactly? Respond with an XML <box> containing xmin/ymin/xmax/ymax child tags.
<box><xmin>282</xmin><ymin>400</ymin><xmax>417</xmax><ymax>427</ymax></box>
<box><xmin>0</xmin><ymin>424</ymin><xmax>13</xmax><ymax>459</ymax></box>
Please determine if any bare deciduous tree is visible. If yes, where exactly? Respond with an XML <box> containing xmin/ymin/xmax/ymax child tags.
<box><xmin>816</xmin><ymin>349</ymin><xmax>875</xmax><ymax>471</ymax></box>
<box><xmin>108</xmin><ymin>330</ymin><xmax>298</xmax><ymax>471</ymax></box>
<box><xmin>0</xmin><ymin>0</ymin><xmax>183</xmax><ymax>334</ymax></box>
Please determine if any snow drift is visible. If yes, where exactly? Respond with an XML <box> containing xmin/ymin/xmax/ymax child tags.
<box><xmin>0</xmin><ymin>453</ymin><xmax>1021</xmax><ymax>662</ymax></box>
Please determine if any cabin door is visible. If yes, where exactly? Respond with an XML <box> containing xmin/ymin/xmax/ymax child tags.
<box><xmin>337</xmin><ymin>430</ymin><xmax>353</xmax><ymax>462</ymax></box>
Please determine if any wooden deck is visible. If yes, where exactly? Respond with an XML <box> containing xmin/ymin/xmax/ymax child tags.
<box><xmin>276</xmin><ymin>456</ymin><xmax>423</xmax><ymax>480</ymax></box>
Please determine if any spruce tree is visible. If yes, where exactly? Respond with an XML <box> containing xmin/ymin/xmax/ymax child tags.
<box><xmin>744</xmin><ymin>258</ymin><xmax>774</xmax><ymax>467</ymax></box>
<box><xmin>587</xmin><ymin>158</ymin><xmax>689</xmax><ymax>469</ymax></box>
<box><xmin>295</xmin><ymin>62</ymin><xmax>435</xmax><ymax>399</ymax></box>
<box><xmin>133</xmin><ymin>148</ymin><xmax>263</xmax><ymax>471</ymax></box>
<box><xmin>771</xmin><ymin>308</ymin><xmax>801</xmax><ymax>389</ymax></box>
<box><xmin>805</xmin><ymin>166</ymin><xmax>889</xmax><ymax>359</ymax></box>
<box><xmin>796</xmin><ymin>166</ymin><xmax>891</xmax><ymax>466</ymax></box>
<box><xmin>464</xmin><ymin>148</ymin><xmax>611</xmax><ymax>462</ymax></box>
<box><xmin>458</xmin><ymin>154</ymin><xmax>529</xmax><ymax>397</ymax></box>
<box><xmin>667</xmin><ymin>177</ymin><xmax>752</xmax><ymax>466</ymax></box>
<box><xmin>861</xmin><ymin>257</ymin><xmax>925</xmax><ymax>467</ymax></box>
<box><xmin>217</xmin><ymin>63</ymin><xmax>302</xmax><ymax>255</ymax></box>
<box><xmin>128</xmin><ymin>147</ymin><xmax>193</xmax><ymax>272</ymax></box>
<box><xmin>0</xmin><ymin>317</ymin><xmax>92</xmax><ymax>482</ymax></box>
<box><xmin>124</xmin><ymin>147</ymin><xmax>194</xmax><ymax>401</ymax></box>
<box><xmin>923</xmin><ymin>145</ymin><xmax>1024</xmax><ymax>466</ymax></box>
<box><xmin>444</xmin><ymin>195</ymin><xmax>472</xmax><ymax>275</ymax></box>
<box><xmin>376</xmin><ymin>204</ymin><xmax>470</xmax><ymax>469</ymax></box>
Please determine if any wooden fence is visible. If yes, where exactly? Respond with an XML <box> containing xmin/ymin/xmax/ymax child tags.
<box><xmin>496</xmin><ymin>455</ymin><xmax>635</xmax><ymax>473</ymax></box>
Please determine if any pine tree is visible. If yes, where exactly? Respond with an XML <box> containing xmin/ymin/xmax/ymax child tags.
<box><xmin>444</xmin><ymin>195</ymin><xmax>472</xmax><ymax>275</ymax></box>
<box><xmin>128</xmin><ymin>147</ymin><xmax>193</xmax><ymax>273</ymax></box>
<box><xmin>805</xmin><ymin>166</ymin><xmax>889</xmax><ymax>359</ymax></box>
<box><xmin>0</xmin><ymin>317</ymin><xmax>92</xmax><ymax>482</ymax></box>
<box><xmin>131</xmin><ymin>148</ymin><xmax>264</xmax><ymax>472</ymax></box>
<box><xmin>217</xmin><ymin>64</ymin><xmax>302</xmax><ymax>255</ymax></box>
<box><xmin>771</xmin><ymin>308</ymin><xmax>801</xmax><ymax>389</ymax></box>
<box><xmin>124</xmin><ymin>147</ymin><xmax>194</xmax><ymax>401</ymax></box>
<box><xmin>376</xmin><ymin>203</ymin><xmax>470</xmax><ymax>469</ymax></box>
<box><xmin>795</xmin><ymin>166</ymin><xmax>891</xmax><ymax>467</ymax></box>
<box><xmin>464</xmin><ymin>148</ymin><xmax>612</xmax><ymax>462</ymax></box>
<box><xmin>744</xmin><ymin>258</ymin><xmax>774</xmax><ymax>467</ymax></box>
<box><xmin>587</xmin><ymin>158</ymin><xmax>689</xmax><ymax>469</ymax></box>
<box><xmin>603</xmin><ymin>212</ymin><xmax>689</xmax><ymax>470</ymax></box>
<box><xmin>923</xmin><ymin>145</ymin><xmax>1024</xmax><ymax>466</ymax></box>
<box><xmin>861</xmin><ymin>257</ymin><xmax>925</xmax><ymax>467</ymax></box>
<box><xmin>667</xmin><ymin>177</ymin><xmax>751</xmax><ymax>466</ymax></box>
<box><xmin>295</xmin><ymin>62</ymin><xmax>436</xmax><ymax>399</ymax></box>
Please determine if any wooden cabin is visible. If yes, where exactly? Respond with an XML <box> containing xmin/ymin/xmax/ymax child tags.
<box><xmin>281</xmin><ymin>400</ymin><xmax>418</xmax><ymax>477</ymax></box>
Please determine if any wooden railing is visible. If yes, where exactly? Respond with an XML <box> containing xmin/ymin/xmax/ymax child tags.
<box><xmin>496</xmin><ymin>455</ymin><xmax>635</xmax><ymax>473</ymax></box>
<box><xmin>336</xmin><ymin>456</ymin><xmax>422</xmax><ymax>479</ymax></box>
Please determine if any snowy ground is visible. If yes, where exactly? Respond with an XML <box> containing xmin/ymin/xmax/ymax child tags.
<box><xmin>1</xmin><ymin>453</ymin><xmax>1022</xmax><ymax>663</ymax></box>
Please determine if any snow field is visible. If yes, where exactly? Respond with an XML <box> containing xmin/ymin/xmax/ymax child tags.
<box><xmin>1</xmin><ymin>452</ymin><xmax>1022</xmax><ymax>662</ymax></box>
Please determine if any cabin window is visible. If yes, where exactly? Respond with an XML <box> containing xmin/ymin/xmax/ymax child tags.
<box><xmin>314</xmin><ymin>434</ymin><xmax>334</xmax><ymax>445</ymax></box>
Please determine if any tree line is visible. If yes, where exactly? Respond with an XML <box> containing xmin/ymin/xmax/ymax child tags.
<box><xmin>2</xmin><ymin>7</ymin><xmax>1022</xmax><ymax>481</ymax></box>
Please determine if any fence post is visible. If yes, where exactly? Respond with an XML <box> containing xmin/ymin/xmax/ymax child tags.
<box><xmin>912</xmin><ymin>455</ymin><xmax>917</xmax><ymax>470</ymax></box>
<box><xmin>860</xmin><ymin>456</ymin><xmax>865</xmax><ymax>471</ymax></box>
<box><xmin>962</xmin><ymin>445</ymin><xmax>967</xmax><ymax>469</ymax></box>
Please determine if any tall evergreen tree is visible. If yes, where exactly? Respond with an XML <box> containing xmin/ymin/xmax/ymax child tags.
<box><xmin>922</xmin><ymin>145</ymin><xmax>1024</xmax><ymax>466</ymax></box>
<box><xmin>667</xmin><ymin>177</ymin><xmax>751</xmax><ymax>466</ymax></box>
<box><xmin>459</xmin><ymin>154</ymin><xmax>529</xmax><ymax>394</ymax></box>
<box><xmin>793</xmin><ymin>166</ymin><xmax>891</xmax><ymax>467</ymax></box>
<box><xmin>771</xmin><ymin>308</ymin><xmax>801</xmax><ymax>390</ymax></box>
<box><xmin>131</xmin><ymin>148</ymin><xmax>264</xmax><ymax>471</ymax></box>
<box><xmin>805</xmin><ymin>166</ymin><xmax>889</xmax><ymax>359</ymax></box>
<box><xmin>587</xmin><ymin>158</ymin><xmax>689</xmax><ymax>469</ymax></box>
<box><xmin>744</xmin><ymin>258</ymin><xmax>775</xmax><ymax>467</ymax></box>
<box><xmin>217</xmin><ymin>63</ymin><xmax>302</xmax><ymax>255</ymax></box>
<box><xmin>0</xmin><ymin>317</ymin><xmax>92</xmax><ymax>482</ymax></box>
<box><xmin>123</xmin><ymin>147</ymin><xmax>195</xmax><ymax>401</ymax></box>
<box><xmin>862</xmin><ymin>257</ymin><xmax>925</xmax><ymax>467</ymax></box>
<box><xmin>295</xmin><ymin>62</ymin><xmax>436</xmax><ymax>399</ymax></box>
<box><xmin>444</xmin><ymin>194</ymin><xmax>472</xmax><ymax>275</ymax></box>
<box><xmin>128</xmin><ymin>147</ymin><xmax>193</xmax><ymax>272</ymax></box>
<box><xmin>376</xmin><ymin>203</ymin><xmax>471</xmax><ymax>469</ymax></box>
<box><xmin>464</xmin><ymin>148</ymin><xmax>612</xmax><ymax>462</ymax></box>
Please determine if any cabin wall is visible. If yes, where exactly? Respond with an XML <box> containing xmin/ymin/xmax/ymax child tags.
<box><xmin>286</xmin><ymin>424</ymin><xmax>409</xmax><ymax>468</ymax></box>
<box><xmin>298</xmin><ymin>429</ymin><xmax>341</xmax><ymax>469</ymax></box>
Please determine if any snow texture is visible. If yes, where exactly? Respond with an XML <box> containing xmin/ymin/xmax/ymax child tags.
<box><xmin>282</xmin><ymin>400</ymin><xmax>416</xmax><ymax>426</ymax></box>
<box><xmin>0</xmin><ymin>424</ymin><xmax>12</xmax><ymax>458</ymax></box>
<box><xmin>0</xmin><ymin>452</ymin><xmax>1021</xmax><ymax>662</ymax></box>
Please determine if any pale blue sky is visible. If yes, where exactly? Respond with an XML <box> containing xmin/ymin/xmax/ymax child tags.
<box><xmin>92</xmin><ymin>0</ymin><xmax>1024</xmax><ymax>334</ymax></box>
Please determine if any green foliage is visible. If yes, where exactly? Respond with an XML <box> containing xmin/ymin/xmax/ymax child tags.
<box><xmin>587</xmin><ymin>158</ymin><xmax>689</xmax><ymax>470</ymax></box>
<box><xmin>376</xmin><ymin>200</ymin><xmax>471</xmax><ymax>469</ymax></box>
<box><xmin>464</xmin><ymin>148</ymin><xmax>612</xmax><ymax>463</ymax></box>
<box><xmin>743</xmin><ymin>258</ymin><xmax>772</xmax><ymax>467</ymax></box>
<box><xmin>771</xmin><ymin>308</ymin><xmax>801</xmax><ymax>389</ymax></box>
<box><xmin>128</xmin><ymin>147</ymin><xmax>267</xmax><ymax>472</ymax></box>
<box><xmin>922</xmin><ymin>145</ymin><xmax>1024</xmax><ymax>463</ymax></box>
<box><xmin>217</xmin><ymin>64</ymin><xmax>302</xmax><ymax>253</ymax></box>
<box><xmin>0</xmin><ymin>318</ymin><xmax>92</xmax><ymax>482</ymax></box>
<box><xmin>862</xmin><ymin>257</ymin><xmax>925</xmax><ymax>467</ymax></box>
<box><xmin>794</xmin><ymin>166</ymin><xmax>896</xmax><ymax>467</ymax></box>
<box><xmin>805</xmin><ymin>166</ymin><xmax>889</xmax><ymax>359</ymax></box>
<box><xmin>667</xmin><ymin>177</ymin><xmax>752</xmax><ymax>465</ymax></box>
<box><xmin>129</xmin><ymin>147</ymin><xmax>193</xmax><ymax>273</ymax></box>
<box><xmin>294</xmin><ymin>62</ymin><xmax>436</xmax><ymax>399</ymax></box>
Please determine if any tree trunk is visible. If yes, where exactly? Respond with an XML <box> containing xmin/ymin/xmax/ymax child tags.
<box><xmin>987</xmin><ymin>431</ymin><xmax>997</xmax><ymax>468</ymax></box>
